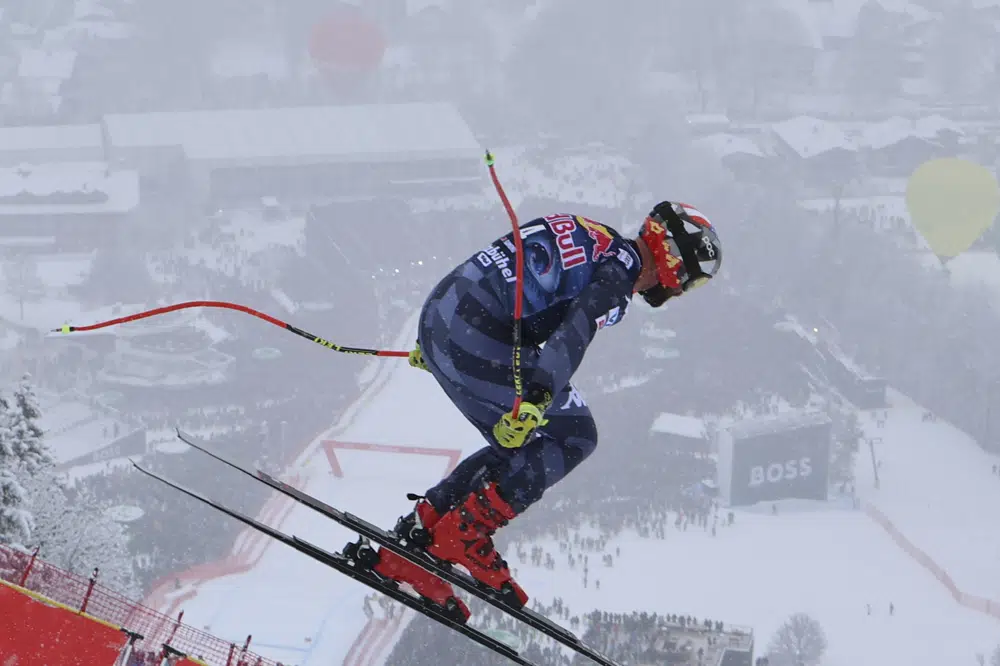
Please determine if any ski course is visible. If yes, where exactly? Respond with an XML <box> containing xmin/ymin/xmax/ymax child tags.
<box><xmin>854</xmin><ymin>390</ymin><xmax>1000</xmax><ymax>615</ymax></box>
<box><xmin>147</xmin><ymin>314</ymin><xmax>1000</xmax><ymax>666</ymax></box>
<box><xmin>143</xmin><ymin>314</ymin><xmax>489</xmax><ymax>665</ymax></box>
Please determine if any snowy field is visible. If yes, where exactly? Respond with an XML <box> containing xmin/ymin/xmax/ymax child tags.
<box><xmin>152</xmin><ymin>329</ymin><xmax>1000</xmax><ymax>666</ymax></box>
<box><xmin>511</xmin><ymin>508</ymin><xmax>998</xmax><ymax>666</ymax></box>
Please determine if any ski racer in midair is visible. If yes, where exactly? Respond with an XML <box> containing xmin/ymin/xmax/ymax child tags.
<box><xmin>373</xmin><ymin>201</ymin><xmax>723</xmax><ymax>619</ymax></box>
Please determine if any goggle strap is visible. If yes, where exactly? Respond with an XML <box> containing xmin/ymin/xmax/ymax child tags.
<box><xmin>652</xmin><ymin>202</ymin><xmax>710</xmax><ymax>284</ymax></box>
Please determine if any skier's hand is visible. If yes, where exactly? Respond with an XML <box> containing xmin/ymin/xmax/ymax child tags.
<box><xmin>408</xmin><ymin>343</ymin><xmax>429</xmax><ymax>372</ymax></box>
<box><xmin>493</xmin><ymin>402</ymin><xmax>549</xmax><ymax>449</ymax></box>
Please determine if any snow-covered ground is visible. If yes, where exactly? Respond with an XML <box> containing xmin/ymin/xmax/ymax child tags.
<box><xmin>162</xmin><ymin>440</ymin><xmax>454</xmax><ymax>666</ymax></box>
<box><xmin>511</xmin><ymin>510</ymin><xmax>997</xmax><ymax>665</ymax></box>
<box><xmin>949</xmin><ymin>250</ymin><xmax>1000</xmax><ymax>307</ymax></box>
<box><xmin>36</xmin><ymin>391</ymin><xmax>132</xmax><ymax>468</ymax></box>
<box><xmin>149</xmin><ymin>323</ymin><xmax>1000</xmax><ymax>666</ymax></box>
<box><xmin>142</xmin><ymin>315</ymin><xmax>480</xmax><ymax>666</ymax></box>
<box><xmin>855</xmin><ymin>390</ymin><xmax>1000</xmax><ymax>604</ymax></box>
<box><xmin>153</xmin><ymin>209</ymin><xmax>306</xmax><ymax>288</ymax></box>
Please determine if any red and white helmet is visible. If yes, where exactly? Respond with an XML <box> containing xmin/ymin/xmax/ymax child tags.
<box><xmin>638</xmin><ymin>201</ymin><xmax>722</xmax><ymax>307</ymax></box>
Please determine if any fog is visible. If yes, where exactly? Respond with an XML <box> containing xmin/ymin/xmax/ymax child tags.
<box><xmin>1</xmin><ymin>1</ymin><xmax>999</xmax><ymax>665</ymax></box>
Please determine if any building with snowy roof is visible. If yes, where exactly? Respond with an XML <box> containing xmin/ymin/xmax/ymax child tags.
<box><xmin>855</xmin><ymin>116</ymin><xmax>943</xmax><ymax>175</ymax></box>
<box><xmin>771</xmin><ymin>115</ymin><xmax>857</xmax><ymax>160</ymax></box>
<box><xmin>0</xmin><ymin>125</ymin><xmax>137</xmax><ymax>248</ymax></box>
<box><xmin>0</xmin><ymin>162</ymin><xmax>139</xmax><ymax>249</ymax></box>
<box><xmin>650</xmin><ymin>412</ymin><xmax>709</xmax><ymax>454</ymax></box>
<box><xmin>0</xmin><ymin>124</ymin><xmax>105</xmax><ymax>166</ymax></box>
<box><xmin>3</xmin><ymin>48</ymin><xmax>79</xmax><ymax>120</ymax></box>
<box><xmin>102</xmin><ymin>102</ymin><xmax>482</xmax><ymax>204</ymax></box>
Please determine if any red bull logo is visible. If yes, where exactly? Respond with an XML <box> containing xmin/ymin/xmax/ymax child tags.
<box><xmin>545</xmin><ymin>214</ymin><xmax>587</xmax><ymax>269</ymax></box>
<box><xmin>578</xmin><ymin>217</ymin><xmax>615</xmax><ymax>261</ymax></box>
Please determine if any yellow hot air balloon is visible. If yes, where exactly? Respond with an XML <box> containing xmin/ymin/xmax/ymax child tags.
<box><xmin>906</xmin><ymin>158</ymin><xmax>1000</xmax><ymax>259</ymax></box>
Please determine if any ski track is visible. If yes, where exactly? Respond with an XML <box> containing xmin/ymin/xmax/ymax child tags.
<box><xmin>163</xmin><ymin>334</ymin><xmax>1000</xmax><ymax>666</ymax></box>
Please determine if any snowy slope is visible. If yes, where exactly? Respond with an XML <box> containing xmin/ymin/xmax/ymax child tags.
<box><xmin>143</xmin><ymin>317</ymin><xmax>490</xmax><ymax>666</ymax></box>
<box><xmin>855</xmin><ymin>390</ymin><xmax>1000</xmax><ymax>605</ymax></box>
<box><xmin>168</xmin><ymin>459</ymin><xmax>447</xmax><ymax>666</ymax></box>
<box><xmin>511</xmin><ymin>510</ymin><xmax>998</xmax><ymax>665</ymax></box>
<box><xmin>152</xmin><ymin>326</ymin><xmax>1000</xmax><ymax>666</ymax></box>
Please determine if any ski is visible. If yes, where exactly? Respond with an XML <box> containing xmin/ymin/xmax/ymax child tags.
<box><xmin>176</xmin><ymin>429</ymin><xmax>624</xmax><ymax>666</ymax></box>
<box><xmin>130</xmin><ymin>460</ymin><xmax>538</xmax><ymax>666</ymax></box>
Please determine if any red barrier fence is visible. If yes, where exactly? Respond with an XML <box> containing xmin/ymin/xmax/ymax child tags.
<box><xmin>0</xmin><ymin>544</ymin><xmax>281</xmax><ymax>666</ymax></box>
<box><xmin>0</xmin><ymin>580</ymin><xmax>127</xmax><ymax>666</ymax></box>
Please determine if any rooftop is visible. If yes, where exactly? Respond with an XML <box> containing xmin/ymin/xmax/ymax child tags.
<box><xmin>0</xmin><ymin>162</ymin><xmax>139</xmax><ymax>216</ymax></box>
<box><xmin>771</xmin><ymin>115</ymin><xmax>856</xmax><ymax>158</ymax></box>
<box><xmin>725</xmin><ymin>409</ymin><xmax>831</xmax><ymax>440</ymax></box>
<box><xmin>103</xmin><ymin>102</ymin><xmax>481</xmax><ymax>165</ymax></box>
<box><xmin>0</xmin><ymin>124</ymin><xmax>103</xmax><ymax>154</ymax></box>
<box><xmin>695</xmin><ymin>133</ymin><xmax>770</xmax><ymax>159</ymax></box>
<box><xmin>650</xmin><ymin>412</ymin><xmax>707</xmax><ymax>440</ymax></box>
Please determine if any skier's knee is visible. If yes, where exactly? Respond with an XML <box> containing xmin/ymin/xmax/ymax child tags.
<box><xmin>571</xmin><ymin>415</ymin><xmax>599</xmax><ymax>460</ymax></box>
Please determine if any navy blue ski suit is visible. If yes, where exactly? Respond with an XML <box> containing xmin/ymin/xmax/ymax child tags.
<box><xmin>419</xmin><ymin>214</ymin><xmax>643</xmax><ymax>515</ymax></box>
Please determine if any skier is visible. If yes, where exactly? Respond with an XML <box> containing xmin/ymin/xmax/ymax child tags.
<box><xmin>372</xmin><ymin>201</ymin><xmax>722</xmax><ymax>620</ymax></box>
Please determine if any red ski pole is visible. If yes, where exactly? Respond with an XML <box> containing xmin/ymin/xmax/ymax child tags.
<box><xmin>52</xmin><ymin>300</ymin><xmax>409</xmax><ymax>358</ymax></box>
<box><xmin>484</xmin><ymin>151</ymin><xmax>525</xmax><ymax>419</ymax></box>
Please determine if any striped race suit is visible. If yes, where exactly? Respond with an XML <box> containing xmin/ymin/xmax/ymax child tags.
<box><xmin>418</xmin><ymin>214</ymin><xmax>643</xmax><ymax>514</ymax></box>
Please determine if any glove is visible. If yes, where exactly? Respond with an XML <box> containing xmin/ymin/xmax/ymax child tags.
<box><xmin>493</xmin><ymin>401</ymin><xmax>550</xmax><ymax>449</ymax></box>
<box><xmin>408</xmin><ymin>343</ymin><xmax>429</xmax><ymax>372</ymax></box>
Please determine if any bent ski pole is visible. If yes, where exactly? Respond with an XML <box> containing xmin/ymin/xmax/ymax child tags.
<box><xmin>485</xmin><ymin>150</ymin><xmax>525</xmax><ymax>419</ymax></box>
<box><xmin>52</xmin><ymin>300</ymin><xmax>409</xmax><ymax>358</ymax></box>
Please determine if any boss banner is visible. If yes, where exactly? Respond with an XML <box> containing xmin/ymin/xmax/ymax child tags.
<box><xmin>717</xmin><ymin>411</ymin><xmax>832</xmax><ymax>506</ymax></box>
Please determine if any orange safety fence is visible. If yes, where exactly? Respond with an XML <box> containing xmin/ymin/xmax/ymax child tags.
<box><xmin>865</xmin><ymin>502</ymin><xmax>1000</xmax><ymax>622</ymax></box>
<box><xmin>0</xmin><ymin>544</ymin><xmax>283</xmax><ymax>666</ymax></box>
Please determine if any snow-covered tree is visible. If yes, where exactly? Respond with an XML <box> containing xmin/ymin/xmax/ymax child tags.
<box><xmin>8</xmin><ymin>374</ymin><xmax>52</xmax><ymax>475</ymax></box>
<box><xmin>0</xmin><ymin>392</ymin><xmax>32</xmax><ymax>546</ymax></box>
<box><xmin>767</xmin><ymin>613</ymin><xmax>827</xmax><ymax>666</ymax></box>
<box><xmin>1</xmin><ymin>375</ymin><xmax>139</xmax><ymax>599</ymax></box>
<box><xmin>0</xmin><ymin>467</ymin><xmax>31</xmax><ymax>546</ymax></box>
<box><xmin>990</xmin><ymin>644</ymin><xmax>1000</xmax><ymax>666</ymax></box>
<box><xmin>24</xmin><ymin>473</ymin><xmax>141</xmax><ymax>599</ymax></box>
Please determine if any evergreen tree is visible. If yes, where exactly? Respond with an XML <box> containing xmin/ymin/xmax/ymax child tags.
<box><xmin>9</xmin><ymin>374</ymin><xmax>52</xmax><ymax>476</ymax></box>
<box><xmin>25</xmin><ymin>474</ymin><xmax>141</xmax><ymax>599</ymax></box>
<box><xmin>0</xmin><ymin>393</ymin><xmax>32</xmax><ymax>546</ymax></box>
<box><xmin>0</xmin><ymin>372</ymin><xmax>140</xmax><ymax>596</ymax></box>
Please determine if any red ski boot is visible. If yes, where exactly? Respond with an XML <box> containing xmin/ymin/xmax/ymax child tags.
<box><xmin>426</xmin><ymin>482</ymin><xmax>529</xmax><ymax>608</ymax></box>
<box><xmin>370</xmin><ymin>498</ymin><xmax>471</xmax><ymax>623</ymax></box>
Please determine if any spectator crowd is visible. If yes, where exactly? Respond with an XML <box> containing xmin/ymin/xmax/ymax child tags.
<box><xmin>389</xmin><ymin>600</ymin><xmax>744</xmax><ymax>666</ymax></box>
